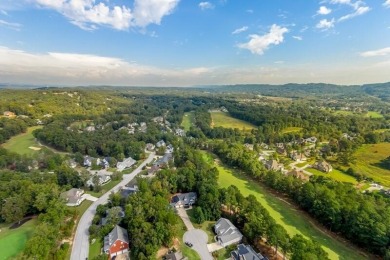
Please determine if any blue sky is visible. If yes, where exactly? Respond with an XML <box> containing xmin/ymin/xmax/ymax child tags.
<box><xmin>0</xmin><ymin>0</ymin><xmax>389</xmax><ymax>86</ymax></box>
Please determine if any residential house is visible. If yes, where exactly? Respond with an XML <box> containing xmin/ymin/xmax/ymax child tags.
<box><xmin>306</xmin><ymin>137</ymin><xmax>317</xmax><ymax>143</ymax></box>
<box><xmin>264</xmin><ymin>159</ymin><xmax>283</xmax><ymax>171</ymax></box>
<box><xmin>152</xmin><ymin>116</ymin><xmax>164</xmax><ymax>124</ymax></box>
<box><xmin>67</xmin><ymin>159</ymin><xmax>77</xmax><ymax>168</ymax></box>
<box><xmin>313</xmin><ymin>161</ymin><xmax>333</xmax><ymax>173</ymax></box>
<box><xmin>85</xmin><ymin>126</ymin><xmax>96</xmax><ymax>132</ymax></box>
<box><xmin>83</xmin><ymin>156</ymin><xmax>92</xmax><ymax>167</ymax></box>
<box><xmin>175</xmin><ymin>128</ymin><xmax>186</xmax><ymax>137</ymax></box>
<box><xmin>290</xmin><ymin>151</ymin><xmax>307</xmax><ymax>162</ymax></box>
<box><xmin>165</xmin><ymin>251</ymin><xmax>187</xmax><ymax>260</ymax></box>
<box><xmin>156</xmin><ymin>140</ymin><xmax>166</xmax><ymax>148</ymax></box>
<box><xmin>116</xmin><ymin>157</ymin><xmax>136</xmax><ymax>171</ymax></box>
<box><xmin>170</xmin><ymin>192</ymin><xmax>197</xmax><ymax>208</ymax></box>
<box><xmin>231</xmin><ymin>244</ymin><xmax>265</xmax><ymax>260</ymax></box>
<box><xmin>87</xmin><ymin>173</ymin><xmax>111</xmax><ymax>187</ymax></box>
<box><xmin>146</xmin><ymin>143</ymin><xmax>155</xmax><ymax>151</ymax></box>
<box><xmin>147</xmin><ymin>165</ymin><xmax>160</xmax><ymax>175</ymax></box>
<box><xmin>243</xmin><ymin>143</ymin><xmax>254</xmax><ymax>151</ymax></box>
<box><xmin>287</xmin><ymin>169</ymin><xmax>309</xmax><ymax>181</ymax></box>
<box><xmin>214</xmin><ymin>218</ymin><xmax>243</xmax><ymax>247</ymax></box>
<box><xmin>120</xmin><ymin>185</ymin><xmax>139</xmax><ymax>199</ymax></box>
<box><xmin>3</xmin><ymin>111</ymin><xmax>15</xmax><ymax>118</ymax></box>
<box><xmin>260</xmin><ymin>143</ymin><xmax>269</xmax><ymax>150</ymax></box>
<box><xmin>60</xmin><ymin>188</ymin><xmax>85</xmax><ymax>207</ymax></box>
<box><xmin>276</xmin><ymin>147</ymin><xmax>287</xmax><ymax>156</ymax></box>
<box><xmin>165</xmin><ymin>144</ymin><xmax>174</xmax><ymax>154</ymax></box>
<box><xmin>104</xmin><ymin>225</ymin><xmax>129</xmax><ymax>259</ymax></box>
<box><xmin>154</xmin><ymin>153</ymin><xmax>173</xmax><ymax>168</ymax></box>
<box><xmin>101</xmin><ymin>158</ymin><xmax>110</xmax><ymax>169</ymax></box>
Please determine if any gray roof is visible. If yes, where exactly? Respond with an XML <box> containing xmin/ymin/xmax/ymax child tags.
<box><xmin>166</xmin><ymin>251</ymin><xmax>187</xmax><ymax>260</ymax></box>
<box><xmin>214</xmin><ymin>218</ymin><xmax>243</xmax><ymax>245</ymax></box>
<box><xmin>154</xmin><ymin>153</ymin><xmax>173</xmax><ymax>166</ymax></box>
<box><xmin>231</xmin><ymin>244</ymin><xmax>264</xmax><ymax>260</ymax></box>
<box><xmin>171</xmin><ymin>192</ymin><xmax>197</xmax><ymax>205</ymax></box>
<box><xmin>103</xmin><ymin>225</ymin><xmax>129</xmax><ymax>252</ymax></box>
<box><xmin>60</xmin><ymin>188</ymin><xmax>83</xmax><ymax>204</ymax></box>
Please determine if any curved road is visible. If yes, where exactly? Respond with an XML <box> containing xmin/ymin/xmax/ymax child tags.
<box><xmin>70</xmin><ymin>152</ymin><xmax>155</xmax><ymax>260</ymax></box>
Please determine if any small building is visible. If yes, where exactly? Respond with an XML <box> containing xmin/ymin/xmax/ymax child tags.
<box><xmin>154</xmin><ymin>153</ymin><xmax>173</xmax><ymax>168</ymax></box>
<box><xmin>290</xmin><ymin>151</ymin><xmax>307</xmax><ymax>162</ymax></box>
<box><xmin>214</xmin><ymin>218</ymin><xmax>243</xmax><ymax>247</ymax></box>
<box><xmin>175</xmin><ymin>128</ymin><xmax>186</xmax><ymax>137</ymax></box>
<box><xmin>276</xmin><ymin>147</ymin><xmax>287</xmax><ymax>156</ymax></box>
<box><xmin>87</xmin><ymin>173</ymin><xmax>111</xmax><ymax>187</ymax></box>
<box><xmin>116</xmin><ymin>157</ymin><xmax>136</xmax><ymax>171</ymax></box>
<box><xmin>306</xmin><ymin>136</ymin><xmax>317</xmax><ymax>143</ymax></box>
<box><xmin>264</xmin><ymin>159</ymin><xmax>283</xmax><ymax>171</ymax></box>
<box><xmin>104</xmin><ymin>225</ymin><xmax>129</xmax><ymax>259</ymax></box>
<box><xmin>147</xmin><ymin>165</ymin><xmax>160</xmax><ymax>175</ymax></box>
<box><xmin>243</xmin><ymin>143</ymin><xmax>254</xmax><ymax>151</ymax></box>
<box><xmin>287</xmin><ymin>169</ymin><xmax>309</xmax><ymax>181</ymax></box>
<box><xmin>83</xmin><ymin>156</ymin><xmax>92</xmax><ymax>167</ymax></box>
<box><xmin>313</xmin><ymin>161</ymin><xmax>333</xmax><ymax>173</ymax></box>
<box><xmin>146</xmin><ymin>143</ymin><xmax>155</xmax><ymax>151</ymax></box>
<box><xmin>170</xmin><ymin>192</ymin><xmax>197</xmax><ymax>208</ymax></box>
<box><xmin>120</xmin><ymin>185</ymin><xmax>139</xmax><ymax>199</ymax></box>
<box><xmin>156</xmin><ymin>140</ymin><xmax>166</xmax><ymax>148</ymax></box>
<box><xmin>165</xmin><ymin>144</ymin><xmax>174</xmax><ymax>154</ymax></box>
<box><xmin>165</xmin><ymin>251</ymin><xmax>187</xmax><ymax>260</ymax></box>
<box><xmin>3</xmin><ymin>111</ymin><xmax>15</xmax><ymax>118</ymax></box>
<box><xmin>60</xmin><ymin>188</ymin><xmax>85</xmax><ymax>207</ymax></box>
<box><xmin>231</xmin><ymin>244</ymin><xmax>265</xmax><ymax>260</ymax></box>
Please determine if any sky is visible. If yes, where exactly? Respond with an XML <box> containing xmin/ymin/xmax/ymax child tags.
<box><xmin>0</xmin><ymin>0</ymin><xmax>389</xmax><ymax>86</ymax></box>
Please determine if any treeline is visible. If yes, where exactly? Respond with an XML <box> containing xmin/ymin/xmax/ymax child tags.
<box><xmin>0</xmin><ymin>117</ymin><xmax>33</xmax><ymax>144</ymax></box>
<box><xmin>157</xmin><ymin>143</ymin><xmax>329</xmax><ymax>259</ymax></box>
<box><xmin>212</xmin><ymin>142</ymin><xmax>390</xmax><ymax>257</ymax></box>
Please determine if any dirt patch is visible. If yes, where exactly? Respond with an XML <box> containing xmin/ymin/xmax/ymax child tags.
<box><xmin>10</xmin><ymin>216</ymin><xmax>36</xmax><ymax>229</ymax></box>
<box><xmin>28</xmin><ymin>146</ymin><xmax>41</xmax><ymax>151</ymax></box>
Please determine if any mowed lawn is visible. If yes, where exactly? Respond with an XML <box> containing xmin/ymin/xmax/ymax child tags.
<box><xmin>210</xmin><ymin>112</ymin><xmax>256</xmax><ymax>131</ymax></box>
<box><xmin>2</xmin><ymin>126</ymin><xmax>43</xmax><ymax>155</ymax></box>
<box><xmin>0</xmin><ymin>219</ymin><xmax>37</xmax><ymax>260</ymax></box>
<box><xmin>353</xmin><ymin>143</ymin><xmax>390</xmax><ymax>186</ymax></box>
<box><xmin>281</xmin><ymin>127</ymin><xmax>303</xmax><ymax>134</ymax></box>
<box><xmin>306</xmin><ymin>167</ymin><xmax>358</xmax><ymax>184</ymax></box>
<box><xmin>181</xmin><ymin>112</ymin><xmax>195</xmax><ymax>131</ymax></box>
<box><xmin>364</xmin><ymin>111</ymin><xmax>383</xmax><ymax>118</ymax></box>
<box><xmin>201</xmin><ymin>151</ymin><xmax>365</xmax><ymax>260</ymax></box>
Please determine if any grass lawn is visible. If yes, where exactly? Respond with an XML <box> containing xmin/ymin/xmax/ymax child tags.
<box><xmin>89</xmin><ymin>239</ymin><xmax>102</xmax><ymax>259</ymax></box>
<box><xmin>176</xmin><ymin>217</ymin><xmax>201</xmax><ymax>260</ymax></box>
<box><xmin>210</xmin><ymin>112</ymin><xmax>256</xmax><ymax>131</ymax></box>
<box><xmin>353</xmin><ymin>143</ymin><xmax>390</xmax><ymax>186</ymax></box>
<box><xmin>0</xmin><ymin>218</ymin><xmax>37</xmax><ymax>260</ymax></box>
<box><xmin>296</xmin><ymin>162</ymin><xmax>308</xmax><ymax>168</ymax></box>
<box><xmin>181</xmin><ymin>112</ymin><xmax>195</xmax><ymax>131</ymax></box>
<box><xmin>281</xmin><ymin>127</ymin><xmax>303</xmax><ymax>134</ymax></box>
<box><xmin>364</xmin><ymin>111</ymin><xmax>383</xmax><ymax>118</ymax></box>
<box><xmin>374</xmin><ymin>129</ymin><xmax>390</xmax><ymax>133</ymax></box>
<box><xmin>306</xmin><ymin>167</ymin><xmax>358</xmax><ymax>184</ymax></box>
<box><xmin>2</xmin><ymin>126</ymin><xmax>43</xmax><ymax>155</ymax></box>
<box><xmin>201</xmin><ymin>151</ymin><xmax>365</xmax><ymax>260</ymax></box>
<box><xmin>85</xmin><ymin>180</ymin><xmax>121</xmax><ymax>198</ymax></box>
<box><xmin>186</xmin><ymin>209</ymin><xmax>216</xmax><ymax>243</ymax></box>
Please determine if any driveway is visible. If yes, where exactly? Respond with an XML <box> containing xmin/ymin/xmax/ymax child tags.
<box><xmin>207</xmin><ymin>242</ymin><xmax>223</xmax><ymax>253</ymax></box>
<box><xmin>70</xmin><ymin>152</ymin><xmax>156</xmax><ymax>260</ymax></box>
<box><xmin>184</xmin><ymin>229</ymin><xmax>213</xmax><ymax>260</ymax></box>
<box><xmin>82</xmin><ymin>194</ymin><xmax>98</xmax><ymax>202</ymax></box>
<box><xmin>177</xmin><ymin>208</ymin><xmax>194</xmax><ymax>230</ymax></box>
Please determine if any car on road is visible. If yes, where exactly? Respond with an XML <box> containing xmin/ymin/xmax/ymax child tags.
<box><xmin>185</xmin><ymin>241</ymin><xmax>193</xmax><ymax>247</ymax></box>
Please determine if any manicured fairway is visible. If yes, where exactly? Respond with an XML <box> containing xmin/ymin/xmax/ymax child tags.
<box><xmin>353</xmin><ymin>143</ymin><xmax>390</xmax><ymax>186</ymax></box>
<box><xmin>181</xmin><ymin>112</ymin><xmax>195</xmax><ymax>131</ymax></box>
<box><xmin>281</xmin><ymin>127</ymin><xmax>303</xmax><ymax>134</ymax></box>
<box><xmin>0</xmin><ymin>219</ymin><xmax>37</xmax><ymax>260</ymax></box>
<box><xmin>201</xmin><ymin>151</ymin><xmax>366</xmax><ymax>260</ymax></box>
<box><xmin>210</xmin><ymin>111</ymin><xmax>256</xmax><ymax>131</ymax></box>
<box><xmin>2</xmin><ymin>126</ymin><xmax>43</xmax><ymax>155</ymax></box>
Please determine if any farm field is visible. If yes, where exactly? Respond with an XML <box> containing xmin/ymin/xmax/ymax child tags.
<box><xmin>2</xmin><ymin>126</ymin><xmax>43</xmax><ymax>155</ymax></box>
<box><xmin>353</xmin><ymin>143</ymin><xmax>390</xmax><ymax>186</ymax></box>
<box><xmin>210</xmin><ymin>111</ymin><xmax>256</xmax><ymax>131</ymax></box>
<box><xmin>281</xmin><ymin>127</ymin><xmax>303</xmax><ymax>134</ymax></box>
<box><xmin>181</xmin><ymin>112</ymin><xmax>195</xmax><ymax>131</ymax></box>
<box><xmin>201</xmin><ymin>151</ymin><xmax>366</xmax><ymax>260</ymax></box>
<box><xmin>306</xmin><ymin>167</ymin><xmax>358</xmax><ymax>184</ymax></box>
<box><xmin>0</xmin><ymin>219</ymin><xmax>37</xmax><ymax>260</ymax></box>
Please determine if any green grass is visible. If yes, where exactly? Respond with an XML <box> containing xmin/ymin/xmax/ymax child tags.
<box><xmin>2</xmin><ymin>126</ymin><xmax>43</xmax><ymax>155</ymax></box>
<box><xmin>181</xmin><ymin>112</ymin><xmax>195</xmax><ymax>131</ymax></box>
<box><xmin>201</xmin><ymin>151</ymin><xmax>366</xmax><ymax>260</ymax></box>
<box><xmin>364</xmin><ymin>111</ymin><xmax>383</xmax><ymax>119</ymax></box>
<box><xmin>210</xmin><ymin>112</ymin><xmax>256</xmax><ymax>131</ymax></box>
<box><xmin>306</xmin><ymin>167</ymin><xmax>358</xmax><ymax>184</ymax></box>
<box><xmin>186</xmin><ymin>209</ymin><xmax>216</xmax><ymax>243</ymax></box>
<box><xmin>296</xmin><ymin>162</ymin><xmax>308</xmax><ymax>168</ymax></box>
<box><xmin>89</xmin><ymin>239</ymin><xmax>102</xmax><ymax>259</ymax></box>
<box><xmin>85</xmin><ymin>180</ymin><xmax>121</xmax><ymax>198</ymax></box>
<box><xmin>0</xmin><ymin>218</ymin><xmax>37</xmax><ymax>260</ymax></box>
<box><xmin>353</xmin><ymin>143</ymin><xmax>390</xmax><ymax>186</ymax></box>
<box><xmin>281</xmin><ymin>127</ymin><xmax>303</xmax><ymax>134</ymax></box>
<box><xmin>373</xmin><ymin>129</ymin><xmax>390</xmax><ymax>133</ymax></box>
<box><xmin>176</xmin><ymin>217</ymin><xmax>201</xmax><ymax>260</ymax></box>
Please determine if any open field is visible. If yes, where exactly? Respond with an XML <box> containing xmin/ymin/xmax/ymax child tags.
<box><xmin>201</xmin><ymin>151</ymin><xmax>366</xmax><ymax>260</ymax></box>
<box><xmin>2</xmin><ymin>126</ymin><xmax>43</xmax><ymax>155</ymax></box>
<box><xmin>210</xmin><ymin>112</ymin><xmax>256</xmax><ymax>131</ymax></box>
<box><xmin>281</xmin><ymin>127</ymin><xmax>303</xmax><ymax>134</ymax></box>
<box><xmin>181</xmin><ymin>112</ymin><xmax>195</xmax><ymax>131</ymax></box>
<box><xmin>0</xmin><ymin>219</ymin><xmax>37</xmax><ymax>260</ymax></box>
<box><xmin>306</xmin><ymin>167</ymin><xmax>358</xmax><ymax>184</ymax></box>
<box><xmin>364</xmin><ymin>111</ymin><xmax>383</xmax><ymax>118</ymax></box>
<box><xmin>353</xmin><ymin>143</ymin><xmax>390</xmax><ymax>186</ymax></box>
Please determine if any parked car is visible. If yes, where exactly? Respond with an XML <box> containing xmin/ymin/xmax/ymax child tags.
<box><xmin>185</xmin><ymin>241</ymin><xmax>193</xmax><ymax>247</ymax></box>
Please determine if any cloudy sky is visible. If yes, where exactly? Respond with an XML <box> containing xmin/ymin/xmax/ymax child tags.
<box><xmin>0</xmin><ymin>0</ymin><xmax>389</xmax><ymax>86</ymax></box>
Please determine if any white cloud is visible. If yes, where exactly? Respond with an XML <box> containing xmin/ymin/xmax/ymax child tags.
<box><xmin>30</xmin><ymin>0</ymin><xmax>180</xmax><ymax>30</ymax></box>
<box><xmin>385</xmin><ymin>0</ymin><xmax>390</xmax><ymax>7</ymax></box>
<box><xmin>0</xmin><ymin>19</ymin><xmax>22</xmax><ymax>30</ymax></box>
<box><xmin>238</xmin><ymin>24</ymin><xmax>288</xmax><ymax>55</ymax></box>
<box><xmin>316</xmin><ymin>18</ymin><xmax>335</xmax><ymax>30</ymax></box>
<box><xmin>199</xmin><ymin>2</ymin><xmax>214</xmax><ymax>10</ymax></box>
<box><xmin>292</xmin><ymin>36</ymin><xmax>302</xmax><ymax>40</ymax></box>
<box><xmin>232</xmin><ymin>26</ymin><xmax>248</xmax><ymax>34</ymax></box>
<box><xmin>329</xmin><ymin>0</ymin><xmax>370</xmax><ymax>22</ymax></box>
<box><xmin>339</xmin><ymin>5</ymin><xmax>370</xmax><ymax>21</ymax></box>
<box><xmin>317</xmin><ymin>6</ymin><xmax>332</xmax><ymax>15</ymax></box>
<box><xmin>360</xmin><ymin>47</ymin><xmax>390</xmax><ymax>57</ymax></box>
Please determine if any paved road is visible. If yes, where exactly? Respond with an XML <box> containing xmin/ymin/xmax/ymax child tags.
<box><xmin>184</xmin><ymin>229</ymin><xmax>213</xmax><ymax>260</ymax></box>
<box><xmin>70</xmin><ymin>152</ymin><xmax>156</xmax><ymax>260</ymax></box>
